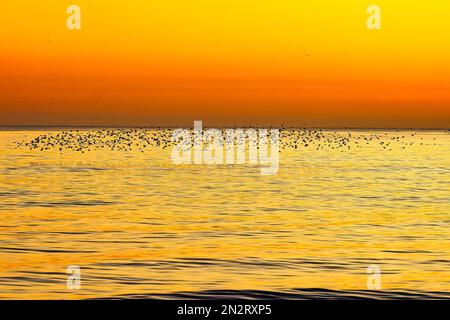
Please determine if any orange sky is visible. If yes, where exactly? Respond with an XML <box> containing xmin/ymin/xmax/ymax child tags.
<box><xmin>1</xmin><ymin>1</ymin><xmax>449</xmax><ymax>128</ymax></box>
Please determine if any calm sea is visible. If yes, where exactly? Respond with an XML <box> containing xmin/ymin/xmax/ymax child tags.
<box><xmin>0</xmin><ymin>128</ymin><xmax>449</xmax><ymax>299</ymax></box>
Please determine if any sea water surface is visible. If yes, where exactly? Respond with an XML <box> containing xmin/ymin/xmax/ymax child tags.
<box><xmin>0</xmin><ymin>128</ymin><xmax>449</xmax><ymax>299</ymax></box>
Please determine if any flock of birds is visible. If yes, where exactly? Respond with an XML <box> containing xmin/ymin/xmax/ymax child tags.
<box><xmin>279</xmin><ymin>129</ymin><xmax>442</xmax><ymax>151</ymax></box>
<box><xmin>16</xmin><ymin>129</ymin><xmax>173</xmax><ymax>153</ymax></box>
<box><xmin>15</xmin><ymin>127</ymin><xmax>447</xmax><ymax>154</ymax></box>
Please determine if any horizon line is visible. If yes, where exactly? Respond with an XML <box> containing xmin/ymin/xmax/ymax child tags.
<box><xmin>0</xmin><ymin>125</ymin><xmax>449</xmax><ymax>131</ymax></box>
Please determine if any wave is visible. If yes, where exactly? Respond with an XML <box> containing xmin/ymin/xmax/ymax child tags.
<box><xmin>100</xmin><ymin>288</ymin><xmax>450</xmax><ymax>300</ymax></box>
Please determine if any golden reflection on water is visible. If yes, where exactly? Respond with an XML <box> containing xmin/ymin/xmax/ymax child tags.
<box><xmin>0</xmin><ymin>129</ymin><xmax>449</xmax><ymax>299</ymax></box>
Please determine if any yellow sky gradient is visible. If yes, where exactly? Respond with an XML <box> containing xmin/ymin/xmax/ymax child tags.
<box><xmin>1</xmin><ymin>0</ymin><xmax>449</xmax><ymax>127</ymax></box>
